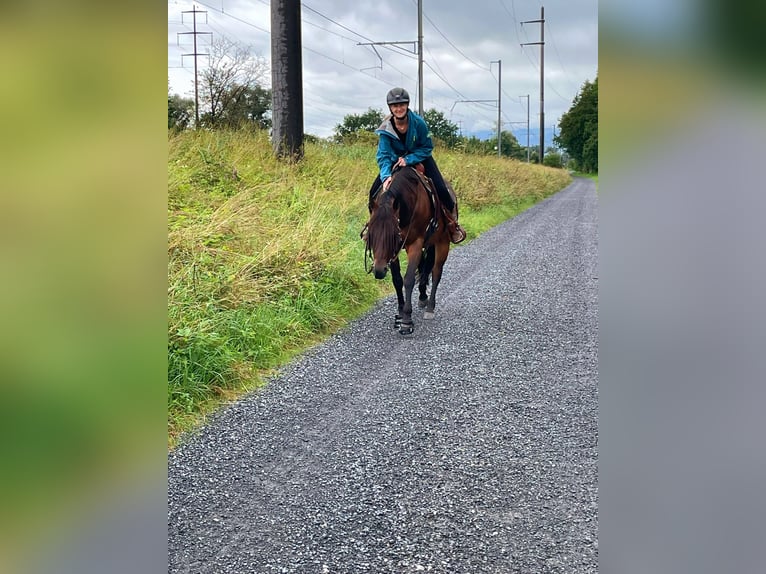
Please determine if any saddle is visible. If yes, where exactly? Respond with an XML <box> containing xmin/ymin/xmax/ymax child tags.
<box><xmin>362</xmin><ymin>164</ymin><xmax>464</xmax><ymax>243</ymax></box>
<box><xmin>410</xmin><ymin>165</ymin><xmax>461</xmax><ymax>241</ymax></box>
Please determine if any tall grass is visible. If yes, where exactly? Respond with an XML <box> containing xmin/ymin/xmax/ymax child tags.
<box><xmin>168</xmin><ymin>128</ymin><xmax>571</xmax><ymax>445</ymax></box>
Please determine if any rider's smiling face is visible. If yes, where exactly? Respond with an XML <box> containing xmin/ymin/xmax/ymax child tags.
<box><xmin>390</xmin><ymin>102</ymin><xmax>408</xmax><ymax>119</ymax></box>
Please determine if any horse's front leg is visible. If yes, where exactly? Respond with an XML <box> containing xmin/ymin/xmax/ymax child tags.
<box><xmin>399</xmin><ymin>242</ymin><xmax>423</xmax><ymax>335</ymax></box>
<box><xmin>390</xmin><ymin>258</ymin><xmax>405</xmax><ymax>329</ymax></box>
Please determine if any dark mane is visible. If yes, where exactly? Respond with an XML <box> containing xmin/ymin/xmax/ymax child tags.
<box><xmin>388</xmin><ymin>168</ymin><xmax>422</xmax><ymax>224</ymax></box>
<box><xmin>368</xmin><ymin>189</ymin><xmax>402</xmax><ymax>263</ymax></box>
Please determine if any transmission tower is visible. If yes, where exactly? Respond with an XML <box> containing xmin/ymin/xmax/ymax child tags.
<box><xmin>178</xmin><ymin>5</ymin><xmax>211</xmax><ymax>127</ymax></box>
<box><xmin>521</xmin><ymin>6</ymin><xmax>545</xmax><ymax>161</ymax></box>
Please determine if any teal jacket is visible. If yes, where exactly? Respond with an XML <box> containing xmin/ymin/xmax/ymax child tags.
<box><xmin>374</xmin><ymin>110</ymin><xmax>434</xmax><ymax>180</ymax></box>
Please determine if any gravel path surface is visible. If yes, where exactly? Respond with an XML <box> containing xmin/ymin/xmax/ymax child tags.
<box><xmin>168</xmin><ymin>177</ymin><xmax>598</xmax><ymax>573</ymax></box>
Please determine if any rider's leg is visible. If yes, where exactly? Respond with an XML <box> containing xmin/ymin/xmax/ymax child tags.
<box><xmin>420</xmin><ymin>157</ymin><xmax>465</xmax><ymax>243</ymax></box>
<box><xmin>420</xmin><ymin>157</ymin><xmax>453</xmax><ymax>210</ymax></box>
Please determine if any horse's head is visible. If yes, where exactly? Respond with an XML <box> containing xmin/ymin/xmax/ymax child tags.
<box><xmin>367</xmin><ymin>187</ymin><xmax>403</xmax><ymax>279</ymax></box>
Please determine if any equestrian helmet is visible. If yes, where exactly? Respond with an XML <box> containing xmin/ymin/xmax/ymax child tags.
<box><xmin>386</xmin><ymin>87</ymin><xmax>410</xmax><ymax>105</ymax></box>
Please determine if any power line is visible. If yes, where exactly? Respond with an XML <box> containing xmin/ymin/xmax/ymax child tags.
<box><xmin>194</xmin><ymin>0</ymin><xmax>269</xmax><ymax>34</ymax></box>
<box><xmin>303</xmin><ymin>4</ymin><xmax>373</xmax><ymax>43</ymax></box>
<box><xmin>180</xmin><ymin>0</ymin><xmax>416</xmax><ymax>87</ymax></box>
<box><xmin>545</xmin><ymin>20</ymin><xmax>581</xmax><ymax>96</ymax></box>
<box><xmin>498</xmin><ymin>0</ymin><xmax>522</xmax><ymax>47</ymax></box>
<box><xmin>424</xmin><ymin>61</ymin><xmax>467</xmax><ymax>100</ymax></box>
<box><xmin>171</xmin><ymin>1</ymin><xmax>570</xmax><ymax>138</ymax></box>
<box><xmin>419</xmin><ymin>8</ymin><xmax>489</xmax><ymax>72</ymax></box>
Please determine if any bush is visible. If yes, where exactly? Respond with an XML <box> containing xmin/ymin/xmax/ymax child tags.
<box><xmin>543</xmin><ymin>151</ymin><xmax>564</xmax><ymax>168</ymax></box>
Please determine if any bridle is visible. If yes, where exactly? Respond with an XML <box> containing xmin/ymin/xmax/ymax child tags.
<box><xmin>364</xmin><ymin>182</ymin><xmax>410</xmax><ymax>274</ymax></box>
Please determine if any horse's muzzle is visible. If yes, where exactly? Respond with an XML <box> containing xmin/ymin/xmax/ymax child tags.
<box><xmin>373</xmin><ymin>266</ymin><xmax>388</xmax><ymax>280</ymax></box>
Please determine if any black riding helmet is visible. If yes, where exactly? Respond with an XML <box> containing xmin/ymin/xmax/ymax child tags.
<box><xmin>386</xmin><ymin>87</ymin><xmax>410</xmax><ymax>105</ymax></box>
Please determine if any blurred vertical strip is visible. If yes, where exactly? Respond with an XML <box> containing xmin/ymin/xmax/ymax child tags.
<box><xmin>0</xmin><ymin>1</ymin><xmax>167</xmax><ymax>573</ymax></box>
<box><xmin>601</xmin><ymin>1</ymin><xmax>766</xmax><ymax>573</ymax></box>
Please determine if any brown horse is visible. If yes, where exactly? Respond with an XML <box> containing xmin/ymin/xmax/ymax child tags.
<box><xmin>365</xmin><ymin>166</ymin><xmax>452</xmax><ymax>335</ymax></box>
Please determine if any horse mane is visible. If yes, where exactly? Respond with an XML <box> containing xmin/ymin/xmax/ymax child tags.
<box><xmin>368</xmin><ymin>189</ymin><xmax>402</xmax><ymax>263</ymax></box>
<box><xmin>388</xmin><ymin>167</ymin><xmax>424</xmax><ymax>222</ymax></box>
<box><xmin>368</xmin><ymin>168</ymin><xmax>425</xmax><ymax>262</ymax></box>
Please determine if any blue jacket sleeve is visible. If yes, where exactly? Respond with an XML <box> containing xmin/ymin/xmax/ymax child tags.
<box><xmin>404</xmin><ymin>114</ymin><xmax>434</xmax><ymax>165</ymax></box>
<box><xmin>376</xmin><ymin>135</ymin><xmax>398</xmax><ymax>180</ymax></box>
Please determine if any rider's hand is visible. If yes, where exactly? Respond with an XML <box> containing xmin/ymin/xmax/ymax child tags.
<box><xmin>383</xmin><ymin>176</ymin><xmax>393</xmax><ymax>190</ymax></box>
<box><xmin>395</xmin><ymin>157</ymin><xmax>407</xmax><ymax>168</ymax></box>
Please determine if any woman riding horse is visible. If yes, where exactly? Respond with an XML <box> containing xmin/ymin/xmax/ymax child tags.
<box><xmin>366</xmin><ymin>165</ymin><xmax>453</xmax><ymax>334</ymax></box>
<box><xmin>367</xmin><ymin>87</ymin><xmax>465</xmax><ymax>244</ymax></box>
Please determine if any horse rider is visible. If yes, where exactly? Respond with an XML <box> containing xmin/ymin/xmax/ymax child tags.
<box><xmin>366</xmin><ymin>87</ymin><xmax>466</xmax><ymax>244</ymax></box>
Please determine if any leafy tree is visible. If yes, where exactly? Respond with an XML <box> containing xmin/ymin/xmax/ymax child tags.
<box><xmin>199</xmin><ymin>37</ymin><xmax>269</xmax><ymax>128</ymax></box>
<box><xmin>499</xmin><ymin>130</ymin><xmax>525</xmax><ymax>160</ymax></box>
<box><xmin>459</xmin><ymin>130</ymin><xmax>524</xmax><ymax>158</ymax></box>
<box><xmin>216</xmin><ymin>84</ymin><xmax>272</xmax><ymax>129</ymax></box>
<box><xmin>422</xmin><ymin>109</ymin><xmax>459</xmax><ymax>147</ymax></box>
<box><xmin>168</xmin><ymin>93</ymin><xmax>194</xmax><ymax>131</ymax></box>
<box><xmin>555</xmin><ymin>75</ymin><xmax>598</xmax><ymax>172</ymax></box>
<box><xmin>459</xmin><ymin>135</ymin><xmax>492</xmax><ymax>155</ymax></box>
<box><xmin>334</xmin><ymin>108</ymin><xmax>384</xmax><ymax>140</ymax></box>
<box><xmin>542</xmin><ymin>148</ymin><xmax>564</xmax><ymax>168</ymax></box>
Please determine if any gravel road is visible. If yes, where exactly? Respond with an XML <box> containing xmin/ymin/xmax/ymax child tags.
<box><xmin>168</xmin><ymin>177</ymin><xmax>598</xmax><ymax>573</ymax></box>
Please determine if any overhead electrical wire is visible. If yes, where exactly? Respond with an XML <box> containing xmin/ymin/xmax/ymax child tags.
<box><xmin>171</xmin><ymin>0</ymin><xmax>576</xmax><ymax>135</ymax></box>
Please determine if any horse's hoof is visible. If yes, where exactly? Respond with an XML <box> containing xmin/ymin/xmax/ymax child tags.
<box><xmin>424</xmin><ymin>311</ymin><xmax>435</xmax><ymax>320</ymax></box>
<box><xmin>418</xmin><ymin>298</ymin><xmax>428</xmax><ymax>308</ymax></box>
<box><xmin>394</xmin><ymin>314</ymin><xmax>402</xmax><ymax>328</ymax></box>
<box><xmin>399</xmin><ymin>322</ymin><xmax>414</xmax><ymax>335</ymax></box>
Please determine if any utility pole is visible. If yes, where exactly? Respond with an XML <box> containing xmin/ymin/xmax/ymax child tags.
<box><xmin>451</xmin><ymin>99</ymin><xmax>499</xmax><ymax>146</ymax></box>
<box><xmin>178</xmin><ymin>5</ymin><xmax>211</xmax><ymax>128</ymax></box>
<box><xmin>521</xmin><ymin>6</ymin><xmax>544</xmax><ymax>162</ymax></box>
<box><xmin>271</xmin><ymin>0</ymin><xmax>304</xmax><ymax>160</ymax></box>
<box><xmin>521</xmin><ymin>94</ymin><xmax>530</xmax><ymax>162</ymax></box>
<box><xmin>418</xmin><ymin>0</ymin><xmax>424</xmax><ymax>115</ymax></box>
<box><xmin>491</xmin><ymin>60</ymin><xmax>502</xmax><ymax>157</ymax></box>
<box><xmin>358</xmin><ymin>1</ymin><xmax>423</xmax><ymax>113</ymax></box>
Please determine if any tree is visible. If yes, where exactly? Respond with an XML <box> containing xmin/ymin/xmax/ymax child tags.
<box><xmin>499</xmin><ymin>130</ymin><xmax>525</xmax><ymax>159</ymax></box>
<box><xmin>333</xmin><ymin>108</ymin><xmax>384</xmax><ymax>141</ymax></box>
<box><xmin>458</xmin><ymin>135</ymin><xmax>491</xmax><ymax>155</ymax></box>
<box><xmin>555</xmin><ymin>75</ymin><xmax>598</xmax><ymax>172</ymax></box>
<box><xmin>168</xmin><ymin>93</ymin><xmax>194</xmax><ymax>131</ymax></box>
<box><xmin>422</xmin><ymin>109</ymin><xmax>459</xmax><ymax>147</ymax></box>
<box><xmin>466</xmin><ymin>130</ymin><xmax>525</xmax><ymax>159</ymax></box>
<box><xmin>219</xmin><ymin>84</ymin><xmax>272</xmax><ymax>129</ymax></box>
<box><xmin>199</xmin><ymin>37</ymin><xmax>269</xmax><ymax>128</ymax></box>
<box><xmin>542</xmin><ymin>148</ymin><xmax>564</xmax><ymax>168</ymax></box>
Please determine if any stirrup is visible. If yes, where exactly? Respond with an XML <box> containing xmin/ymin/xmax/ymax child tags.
<box><xmin>451</xmin><ymin>225</ymin><xmax>466</xmax><ymax>244</ymax></box>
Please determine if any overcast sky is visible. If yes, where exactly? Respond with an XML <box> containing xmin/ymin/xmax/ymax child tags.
<box><xmin>168</xmin><ymin>0</ymin><xmax>597</xmax><ymax>139</ymax></box>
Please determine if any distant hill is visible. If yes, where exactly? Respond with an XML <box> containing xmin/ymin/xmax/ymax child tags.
<box><xmin>466</xmin><ymin>128</ymin><xmax>556</xmax><ymax>151</ymax></box>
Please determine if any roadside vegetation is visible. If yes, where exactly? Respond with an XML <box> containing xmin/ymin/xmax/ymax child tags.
<box><xmin>168</xmin><ymin>128</ymin><xmax>571</xmax><ymax>446</ymax></box>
